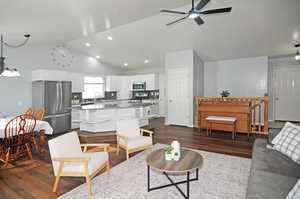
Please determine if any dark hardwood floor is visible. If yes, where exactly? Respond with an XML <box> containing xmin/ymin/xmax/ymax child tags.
<box><xmin>0</xmin><ymin>118</ymin><xmax>266</xmax><ymax>199</ymax></box>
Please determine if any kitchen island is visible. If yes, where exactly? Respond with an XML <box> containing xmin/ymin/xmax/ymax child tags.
<box><xmin>72</xmin><ymin>101</ymin><xmax>154</xmax><ymax>132</ymax></box>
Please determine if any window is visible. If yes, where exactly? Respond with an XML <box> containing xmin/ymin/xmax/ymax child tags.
<box><xmin>82</xmin><ymin>76</ymin><xmax>105</xmax><ymax>99</ymax></box>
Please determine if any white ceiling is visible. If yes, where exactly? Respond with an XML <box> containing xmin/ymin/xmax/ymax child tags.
<box><xmin>0</xmin><ymin>0</ymin><xmax>189</xmax><ymax>44</ymax></box>
<box><xmin>1</xmin><ymin>0</ymin><xmax>300</xmax><ymax>69</ymax></box>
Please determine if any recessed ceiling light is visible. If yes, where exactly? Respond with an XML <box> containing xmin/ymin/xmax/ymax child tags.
<box><xmin>107</xmin><ymin>36</ymin><xmax>113</xmax><ymax>41</ymax></box>
<box><xmin>144</xmin><ymin>59</ymin><xmax>149</xmax><ymax>64</ymax></box>
<box><xmin>95</xmin><ymin>55</ymin><xmax>100</xmax><ymax>59</ymax></box>
<box><xmin>123</xmin><ymin>63</ymin><xmax>128</xmax><ymax>66</ymax></box>
<box><xmin>85</xmin><ymin>42</ymin><xmax>91</xmax><ymax>47</ymax></box>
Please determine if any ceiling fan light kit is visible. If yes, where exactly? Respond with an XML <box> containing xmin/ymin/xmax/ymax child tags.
<box><xmin>161</xmin><ymin>0</ymin><xmax>232</xmax><ymax>26</ymax></box>
<box><xmin>188</xmin><ymin>11</ymin><xmax>199</xmax><ymax>19</ymax></box>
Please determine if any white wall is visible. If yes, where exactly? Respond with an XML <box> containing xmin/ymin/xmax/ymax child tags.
<box><xmin>0</xmin><ymin>46</ymin><xmax>123</xmax><ymax>114</ymax></box>
<box><xmin>193</xmin><ymin>52</ymin><xmax>204</xmax><ymax>125</ymax></box>
<box><xmin>122</xmin><ymin>66</ymin><xmax>164</xmax><ymax>75</ymax></box>
<box><xmin>0</xmin><ymin>68</ymin><xmax>32</xmax><ymax>114</ymax></box>
<box><xmin>204</xmin><ymin>56</ymin><xmax>268</xmax><ymax>97</ymax></box>
<box><xmin>204</xmin><ymin>61</ymin><xmax>218</xmax><ymax>97</ymax></box>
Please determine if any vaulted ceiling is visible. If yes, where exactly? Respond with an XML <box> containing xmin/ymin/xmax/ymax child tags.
<box><xmin>0</xmin><ymin>0</ymin><xmax>188</xmax><ymax>44</ymax></box>
<box><xmin>1</xmin><ymin>0</ymin><xmax>300</xmax><ymax>69</ymax></box>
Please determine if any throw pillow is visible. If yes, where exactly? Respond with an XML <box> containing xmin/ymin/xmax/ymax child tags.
<box><xmin>272</xmin><ymin>122</ymin><xmax>300</xmax><ymax>145</ymax></box>
<box><xmin>273</xmin><ymin>124</ymin><xmax>300</xmax><ymax>164</ymax></box>
<box><xmin>286</xmin><ymin>179</ymin><xmax>300</xmax><ymax>199</ymax></box>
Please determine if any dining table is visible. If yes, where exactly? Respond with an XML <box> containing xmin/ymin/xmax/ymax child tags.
<box><xmin>0</xmin><ymin>117</ymin><xmax>53</xmax><ymax>152</ymax></box>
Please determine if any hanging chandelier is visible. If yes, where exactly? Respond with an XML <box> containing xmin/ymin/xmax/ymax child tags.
<box><xmin>0</xmin><ymin>34</ymin><xmax>31</xmax><ymax>77</ymax></box>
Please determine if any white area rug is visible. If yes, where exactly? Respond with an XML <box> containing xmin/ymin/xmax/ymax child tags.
<box><xmin>59</xmin><ymin>144</ymin><xmax>251</xmax><ymax>199</ymax></box>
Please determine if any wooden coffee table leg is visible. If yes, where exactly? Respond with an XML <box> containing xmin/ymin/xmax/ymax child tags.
<box><xmin>39</xmin><ymin>130</ymin><xmax>45</xmax><ymax>153</ymax></box>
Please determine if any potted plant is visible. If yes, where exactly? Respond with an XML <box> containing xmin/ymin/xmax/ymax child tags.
<box><xmin>220</xmin><ymin>90</ymin><xmax>230</xmax><ymax>98</ymax></box>
<box><xmin>163</xmin><ymin>145</ymin><xmax>174</xmax><ymax>161</ymax></box>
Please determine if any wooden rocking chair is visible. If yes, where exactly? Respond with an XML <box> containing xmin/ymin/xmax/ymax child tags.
<box><xmin>25</xmin><ymin>108</ymin><xmax>35</xmax><ymax>116</ymax></box>
<box><xmin>32</xmin><ymin>108</ymin><xmax>46</xmax><ymax>152</ymax></box>
<box><xmin>0</xmin><ymin>114</ymin><xmax>36</xmax><ymax>168</ymax></box>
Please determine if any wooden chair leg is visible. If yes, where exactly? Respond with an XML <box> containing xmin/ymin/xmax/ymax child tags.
<box><xmin>25</xmin><ymin>143</ymin><xmax>33</xmax><ymax>160</ymax></box>
<box><xmin>84</xmin><ymin>162</ymin><xmax>92</xmax><ymax>196</ymax></box>
<box><xmin>86</xmin><ymin>175</ymin><xmax>92</xmax><ymax>196</ymax></box>
<box><xmin>116</xmin><ymin>145</ymin><xmax>120</xmax><ymax>156</ymax></box>
<box><xmin>39</xmin><ymin>130</ymin><xmax>45</xmax><ymax>153</ymax></box>
<box><xmin>106</xmin><ymin>161</ymin><xmax>110</xmax><ymax>175</ymax></box>
<box><xmin>126</xmin><ymin>150</ymin><xmax>129</xmax><ymax>160</ymax></box>
<box><xmin>3</xmin><ymin>149</ymin><xmax>10</xmax><ymax>168</ymax></box>
<box><xmin>32</xmin><ymin>137</ymin><xmax>39</xmax><ymax>153</ymax></box>
<box><xmin>53</xmin><ymin>163</ymin><xmax>64</xmax><ymax>192</ymax></box>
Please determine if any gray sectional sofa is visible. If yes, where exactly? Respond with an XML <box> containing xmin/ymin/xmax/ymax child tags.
<box><xmin>246</xmin><ymin>129</ymin><xmax>300</xmax><ymax>199</ymax></box>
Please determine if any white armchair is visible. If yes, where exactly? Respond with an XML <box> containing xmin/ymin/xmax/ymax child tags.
<box><xmin>116</xmin><ymin>119</ymin><xmax>154</xmax><ymax>160</ymax></box>
<box><xmin>48</xmin><ymin>131</ymin><xmax>110</xmax><ymax>196</ymax></box>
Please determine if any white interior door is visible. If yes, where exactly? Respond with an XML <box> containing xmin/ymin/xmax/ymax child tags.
<box><xmin>274</xmin><ymin>67</ymin><xmax>300</xmax><ymax>121</ymax></box>
<box><xmin>167</xmin><ymin>68</ymin><xmax>189</xmax><ymax>126</ymax></box>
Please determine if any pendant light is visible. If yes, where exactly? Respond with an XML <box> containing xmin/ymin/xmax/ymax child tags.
<box><xmin>295</xmin><ymin>44</ymin><xmax>300</xmax><ymax>61</ymax></box>
<box><xmin>0</xmin><ymin>34</ymin><xmax>30</xmax><ymax>77</ymax></box>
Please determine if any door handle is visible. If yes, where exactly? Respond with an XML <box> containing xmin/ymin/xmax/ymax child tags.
<box><xmin>169</xmin><ymin>100</ymin><xmax>172</xmax><ymax>103</ymax></box>
<box><xmin>275</xmin><ymin>97</ymin><xmax>279</xmax><ymax>101</ymax></box>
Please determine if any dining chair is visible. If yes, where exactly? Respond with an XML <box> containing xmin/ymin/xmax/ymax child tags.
<box><xmin>35</xmin><ymin>108</ymin><xmax>45</xmax><ymax>120</ymax></box>
<box><xmin>31</xmin><ymin>108</ymin><xmax>45</xmax><ymax>152</ymax></box>
<box><xmin>48</xmin><ymin>131</ymin><xmax>110</xmax><ymax>196</ymax></box>
<box><xmin>0</xmin><ymin>114</ymin><xmax>36</xmax><ymax>167</ymax></box>
<box><xmin>25</xmin><ymin>107</ymin><xmax>35</xmax><ymax>116</ymax></box>
<box><xmin>116</xmin><ymin>119</ymin><xmax>154</xmax><ymax>160</ymax></box>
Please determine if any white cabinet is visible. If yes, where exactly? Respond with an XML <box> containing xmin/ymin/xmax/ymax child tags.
<box><xmin>32</xmin><ymin>69</ymin><xmax>84</xmax><ymax>92</ymax></box>
<box><xmin>145</xmin><ymin>74</ymin><xmax>156</xmax><ymax>90</ymax></box>
<box><xmin>119</xmin><ymin>76</ymin><xmax>131</xmax><ymax>99</ymax></box>
<box><xmin>106</xmin><ymin>73</ymin><xmax>158</xmax><ymax>99</ymax></box>
<box><xmin>106</xmin><ymin>76</ymin><xmax>131</xmax><ymax>99</ymax></box>
<box><xmin>71</xmin><ymin>73</ymin><xmax>84</xmax><ymax>93</ymax></box>
<box><xmin>106</xmin><ymin>76</ymin><xmax>122</xmax><ymax>92</ymax></box>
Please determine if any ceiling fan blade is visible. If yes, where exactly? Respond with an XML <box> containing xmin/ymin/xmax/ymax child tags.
<box><xmin>194</xmin><ymin>16</ymin><xmax>204</xmax><ymax>25</ymax></box>
<box><xmin>160</xmin><ymin>10</ymin><xmax>187</xmax><ymax>15</ymax></box>
<box><xmin>195</xmin><ymin>0</ymin><xmax>210</xmax><ymax>10</ymax></box>
<box><xmin>166</xmin><ymin>16</ymin><xmax>188</xmax><ymax>26</ymax></box>
<box><xmin>201</xmin><ymin>7</ymin><xmax>232</xmax><ymax>14</ymax></box>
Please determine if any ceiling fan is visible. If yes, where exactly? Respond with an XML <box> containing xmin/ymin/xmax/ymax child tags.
<box><xmin>161</xmin><ymin>0</ymin><xmax>232</xmax><ymax>26</ymax></box>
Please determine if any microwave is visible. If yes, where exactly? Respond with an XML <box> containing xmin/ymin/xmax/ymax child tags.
<box><xmin>132</xmin><ymin>82</ymin><xmax>146</xmax><ymax>90</ymax></box>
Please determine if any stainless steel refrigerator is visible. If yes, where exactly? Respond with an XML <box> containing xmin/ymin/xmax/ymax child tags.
<box><xmin>32</xmin><ymin>81</ymin><xmax>72</xmax><ymax>134</ymax></box>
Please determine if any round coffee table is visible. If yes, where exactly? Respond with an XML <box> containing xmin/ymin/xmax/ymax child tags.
<box><xmin>146</xmin><ymin>149</ymin><xmax>203</xmax><ymax>199</ymax></box>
